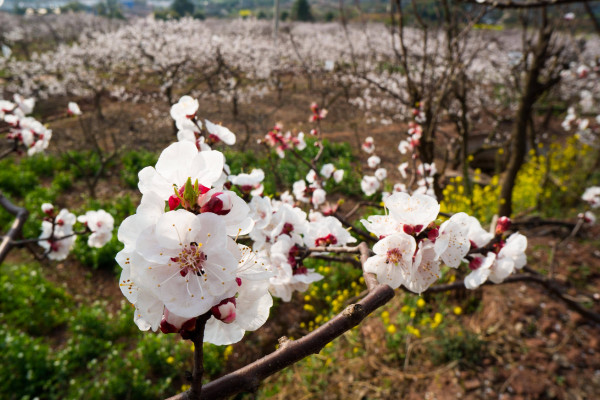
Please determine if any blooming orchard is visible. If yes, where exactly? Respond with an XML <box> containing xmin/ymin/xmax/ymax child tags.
<box><xmin>115</xmin><ymin>95</ymin><xmax>532</xmax><ymax>347</ymax></box>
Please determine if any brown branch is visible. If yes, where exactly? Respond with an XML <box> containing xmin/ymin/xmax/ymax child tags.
<box><xmin>165</xmin><ymin>243</ymin><xmax>394</xmax><ymax>400</ymax></box>
<box><xmin>426</xmin><ymin>271</ymin><xmax>600</xmax><ymax>323</ymax></box>
<box><xmin>0</xmin><ymin>191</ymin><xmax>29</xmax><ymax>265</ymax></box>
<box><xmin>343</xmin><ymin>200</ymin><xmax>381</xmax><ymax>219</ymax></box>
<box><xmin>333</xmin><ymin>212</ymin><xmax>377</xmax><ymax>244</ymax></box>
<box><xmin>180</xmin><ymin>313</ymin><xmax>212</xmax><ymax>400</ymax></box>
<box><xmin>306</xmin><ymin>244</ymin><xmax>364</xmax><ymax>254</ymax></box>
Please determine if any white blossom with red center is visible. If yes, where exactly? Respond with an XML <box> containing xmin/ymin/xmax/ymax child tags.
<box><xmin>582</xmin><ymin>186</ymin><xmax>600</xmax><ymax>209</ymax></box>
<box><xmin>138</xmin><ymin>142</ymin><xmax>224</xmax><ymax>200</ymax></box>
<box><xmin>170</xmin><ymin>95</ymin><xmax>199</xmax><ymax>121</ymax></box>
<box><xmin>267</xmin><ymin>235</ymin><xmax>323</xmax><ymax>302</ymax></box>
<box><xmin>77</xmin><ymin>209</ymin><xmax>114</xmax><ymax>248</ymax></box>
<box><xmin>138</xmin><ymin>141</ymin><xmax>252</xmax><ymax>236</ymax></box>
<box><xmin>362</xmin><ymin>136</ymin><xmax>375</xmax><ymax>154</ymax></box>
<box><xmin>361</xmin><ymin>175</ymin><xmax>380</xmax><ymax>196</ymax></box>
<box><xmin>367</xmin><ymin>155</ymin><xmax>381</xmax><ymax>168</ymax></box>
<box><xmin>205</xmin><ymin>119</ymin><xmax>236</xmax><ymax>145</ymax></box>
<box><xmin>229</xmin><ymin>169</ymin><xmax>264</xmax><ymax>196</ymax></box>
<box><xmin>305</xmin><ymin>216</ymin><xmax>356</xmax><ymax>248</ymax></box>
<box><xmin>130</xmin><ymin>210</ymin><xmax>240</xmax><ymax>320</ymax></box>
<box><xmin>364</xmin><ymin>233</ymin><xmax>415</xmax><ymax>289</ymax></box>
<box><xmin>38</xmin><ymin>208</ymin><xmax>76</xmax><ymax>261</ymax></box>
<box><xmin>464</xmin><ymin>253</ymin><xmax>497</xmax><ymax>290</ymax></box>
<box><xmin>204</xmin><ymin>245</ymin><xmax>274</xmax><ymax>345</ymax></box>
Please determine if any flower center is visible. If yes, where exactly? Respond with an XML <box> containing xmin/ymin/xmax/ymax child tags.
<box><xmin>170</xmin><ymin>242</ymin><xmax>206</xmax><ymax>277</ymax></box>
<box><xmin>386</xmin><ymin>248</ymin><xmax>404</xmax><ymax>264</ymax></box>
<box><xmin>315</xmin><ymin>234</ymin><xmax>338</xmax><ymax>247</ymax></box>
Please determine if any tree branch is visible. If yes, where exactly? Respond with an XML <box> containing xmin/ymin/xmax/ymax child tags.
<box><xmin>0</xmin><ymin>191</ymin><xmax>29</xmax><ymax>265</ymax></box>
<box><xmin>426</xmin><ymin>271</ymin><xmax>600</xmax><ymax>323</ymax></box>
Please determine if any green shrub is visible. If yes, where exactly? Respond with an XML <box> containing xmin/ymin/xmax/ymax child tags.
<box><xmin>120</xmin><ymin>150</ymin><xmax>159</xmax><ymax>189</ymax></box>
<box><xmin>0</xmin><ymin>263</ymin><xmax>72</xmax><ymax>336</ymax></box>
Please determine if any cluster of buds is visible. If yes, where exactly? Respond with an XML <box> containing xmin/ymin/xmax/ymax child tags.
<box><xmin>168</xmin><ymin>177</ymin><xmax>234</xmax><ymax>218</ymax></box>
<box><xmin>261</xmin><ymin>124</ymin><xmax>307</xmax><ymax>158</ymax></box>
<box><xmin>309</xmin><ymin>102</ymin><xmax>328</xmax><ymax>123</ymax></box>
<box><xmin>398</xmin><ymin>121</ymin><xmax>422</xmax><ymax>156</ymax></box>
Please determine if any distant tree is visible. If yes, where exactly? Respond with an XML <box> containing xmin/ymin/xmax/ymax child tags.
<box><xmin>95</xmin><ymin>0</ymin><xmax>124</xmax><ymax>19</ymax></box>
<box><xmin>193</xmin><ymin>10</ymin><xmax>205</xmax><ymax>20</ymax></box>
<box><xmin>60</xmin><ymin>1</ymin><xmax>89</xmax><ymax>13</ymax></box>
<box><xmin>154</xmin><ymin>8</ymin><xmax>178</xmax><ymax>20</ymax></box>
<box><xmin>257</xmin><ymin>10</ymin><xmax>267</xmax><ymax>19</ymax></box>
<box><xmin>280</xmin><ymin>10</ymin><xmax>289</xmax><ymax>21</ymax></box>
<box><xmin>171</xmin><ymin>0</ymin><xmax>194</xmax><ymax>17</ymax></box>
<box><xmin>324</xmin><ymin>11</ymin><xmax>335</xmax><ymax>21</ymax></box>
<box><xmin>291</xmin><ymin>0</ymin><xmax>313</xmax><ymax>22</ymax></box>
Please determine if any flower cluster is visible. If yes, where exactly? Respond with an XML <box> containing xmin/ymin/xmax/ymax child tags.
<box><xmin>247</xmin><ymin>194</ymin><xmax>354</xmax><ymax>302</ymax></box>
<box><xmin>309</xmin><ymin>102</ymin><xmax>328</xmax><ymax>123</ymax></box>
<box><xmin>77</xmin><ymin>210</ymin><xmax>115</xmax><ymax>248</ymax></box>
<box><xmin>2</xmin><ymin>95</ymin><xmax>52</xmax><ymax>156</ymax></box>
<box><xmin>562</xmin><ymin>107</ymin><xmax>600</xmax><ymax>148</ymax></box>
<box><xmin>292</xmin><ymin>163</ymin><xmax>344</xmax><ymax>209</ymax></box>
<box><xmin>38</xmin><ymin>203</ymin><xmax>113</xmax><ymax>260</ymax></box>
<box><xmin>172</xmin><ymin>96</ymin><xmax>237</xmax><ymax>151</ymax></box>
<box><xmin>118</xmin><ymin>134</ymin><xmax>274</xmax><ymax>345</ymax></box>
<box><xmin>362</xmin><ymin>193</ymin><xmax>527</xmax><ymax>292</ymax></box>
<box><xmin>358</xmin><ymin>118</ymin><xmax>436</xmax><ymax>199</ymax></box>
<box><xmin>261</xmin><ymin>123</ymin><xmax>307</xmax><ymax>158</ymax></box>
<box><xmin>463</xmin><ymin>216</ymin><xmax>527</xmax><ymax>289</ymax></box>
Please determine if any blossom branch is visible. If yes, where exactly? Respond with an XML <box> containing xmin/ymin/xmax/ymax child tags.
<box><xmin>0</xmin><ymin>142</ymin><xmax>18</xmax><ymax>160</ymax></box>
<box><xmin>426</xmin><ymin>271</ymin><xmax>600</xmax><ymax>323</ymax></box>
<box><xmin>165</xmin><ymin>243</ymin><xmax>394</xmax><ymax>400</ymax></box>
<box><xmin>0</xmin><ymin>191</ymin><xmax>29</xmax><ymax>265</ymax></box>
<box><xmin>343</xmin><ymin>201</ymin><xmax>381</xmax><ymax>219</ymax></box>
<box><xmin>332</xmin><ymin>212</ymin><xmax>377</xmax><ymax>244</ymax></box>
<box><xmin>10</xmin><ymin>229</ymin><xmax>88</xmax><ymax>246</ymax></box>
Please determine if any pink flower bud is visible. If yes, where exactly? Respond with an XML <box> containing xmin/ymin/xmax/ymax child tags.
<box><xmin>41</xmin><ymin>203</ymin><xmax>54</xmax><ymax>215</ymax></box>
<box><xmin>168</xmin><ymin>195</ymin><xmax>181</xmax><ymax>211</ymax></box>
<box><xmin>403</xmin><ymin>225</ymin><xmax>415</xmax><ymax>235</ymax></box>
<box><xmin>427</xmin><ymin>228</ymin><xmax>439</xmax><ymax>241</ymax></box>
<box><xmin>200</xmin><ymin>192</ymin><xmax>232</xmax><ymax>216</ymax></box>
<box><xmin>496</xmin><ymin>216</ymin><xmax>511</xmax><ymax>234</ymax></box>
<box><xmin>211</xmin><ymin>298</ymin><xmax>236</xmax><ymax>324</ymax></box>
<box><xmin>160</xmin><ymin>319</ymin><xmax>179</xmax><ymax>334</ymax></box>
<box><xmin>468</xmin><ymin>257</ymin><xmax>482</xmax><ymax>271</ymax></box>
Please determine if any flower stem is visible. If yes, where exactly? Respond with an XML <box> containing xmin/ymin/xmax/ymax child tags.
<box><xmin>186</xmin><ymin>313</ymin><xmax>211</xmax><ymax>400</ymax></box>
